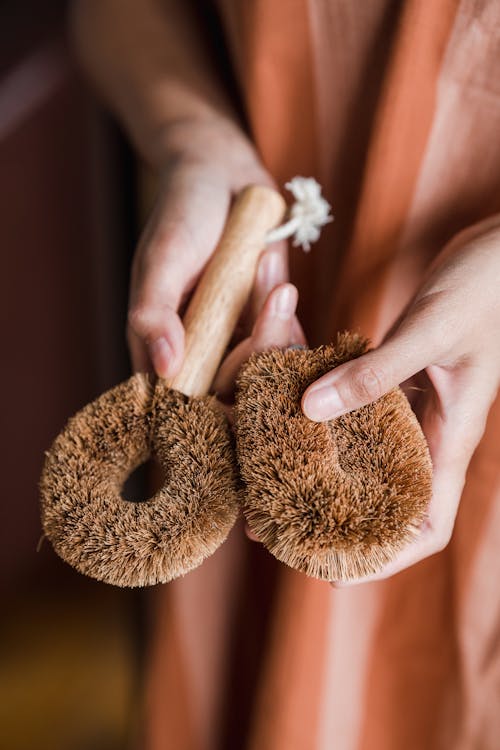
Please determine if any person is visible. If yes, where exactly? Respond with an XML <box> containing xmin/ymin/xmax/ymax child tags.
<box><xmin>72</xmin><ymin>1</ymin><xmax>500</xmax><ymax>747</ymax></box>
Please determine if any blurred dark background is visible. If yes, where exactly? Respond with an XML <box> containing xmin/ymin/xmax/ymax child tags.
<box><xmin>1</xmin><ymin>2</ymin><xmax>143</xmax><ymax>747</ymax></box>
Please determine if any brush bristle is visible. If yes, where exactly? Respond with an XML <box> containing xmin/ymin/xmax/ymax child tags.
<box><xmin>234</xmin><ymin>332</ymin><xmax>433</xmax><ymax>582</ymax></box>
<box><xmin>40</xmin><ymin>374</ymin><xmax>240</xmax><ymax>587</ymax></box>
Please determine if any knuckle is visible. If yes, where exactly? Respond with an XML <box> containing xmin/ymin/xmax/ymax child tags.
<box><xmin>349</xmin><ymin>365</ymin><xmax>385</xmax><ymax>404</ymax></box>
<box><xmin>128</xmin><ymin>305</ymin><xmax>153</xmax><ymax>338</ymax></box>
<box><xmin>405</xmin><ymin>292</ymin><xmax>454</xmax><ymax>353</ymax></box>
<box><xmin>432</xmin><ymin>527</ymin><xmax>453</xmax><ymax>553</ymax></box>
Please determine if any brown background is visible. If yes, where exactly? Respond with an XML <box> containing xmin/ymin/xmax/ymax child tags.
<box><xmin>0</xmin><ymin>2</ymin><xmax>141</xmax><ymax>748</ymax></box>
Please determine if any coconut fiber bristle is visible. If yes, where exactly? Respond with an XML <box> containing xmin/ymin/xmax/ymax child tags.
<box><xmin>40</xmin><ymin>375</ymin><xmax>240</xmax><ymax>587</ymax></box>
<box><xmin>234</xmin><ymin>332</ymin><xmax>432</xmax><ymax>582</ymax></box>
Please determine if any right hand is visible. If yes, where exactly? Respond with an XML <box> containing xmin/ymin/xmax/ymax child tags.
<box><xmin>127</xmin><ymin>119</ymin><xmax>288</xmax><ymax>378</ymax></box>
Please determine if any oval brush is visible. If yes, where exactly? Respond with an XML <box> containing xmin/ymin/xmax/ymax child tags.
<box><xmin>40</xmin><ymin>185</ymin><xmax>286</xmax><ymax>587</ymax></box>
<box><xmin>234</xmin><ymin>333</ymin><xmax>433</xmax><ymax>582</ymax></box>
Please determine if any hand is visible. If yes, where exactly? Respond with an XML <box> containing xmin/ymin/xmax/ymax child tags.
<box><xmin>214</xmin><ymin>257</ymin><xmax>305</xmax><ymax>543</ymax></box>
<box><xmin>214</xmin><ymin>260</ymin><xmax>305</xmax><ymax>408</ymax></box>
<box><xmin>302</xmin><ymin>216</ymin><xmax>500</xmax><ymax>583</ymax></box>
<box><xmin>127</xmin><ymin>119</ymin><xmax>288</xmax><ymax>378</ymax></box>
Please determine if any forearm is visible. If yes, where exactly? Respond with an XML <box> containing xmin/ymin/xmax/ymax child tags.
<box><xmin>71</xmin><ymin>0</ymin><xmax>250</xmax><ymax>169</ymax></box>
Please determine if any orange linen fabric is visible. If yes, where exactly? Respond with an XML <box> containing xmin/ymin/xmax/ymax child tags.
<box><xmin>141</xmin><ymin>2</ymin><xmax>500</xmax><ymax>748</ymax></box>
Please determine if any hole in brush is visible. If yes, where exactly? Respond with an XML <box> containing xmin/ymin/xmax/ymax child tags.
<box><xmin>121</xmin><ymin>458</ymin><xmax>166</xmax><ymax>503</ymax></box>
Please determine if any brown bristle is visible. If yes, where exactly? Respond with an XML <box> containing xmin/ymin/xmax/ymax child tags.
<box><xmin>40</xmin><ymin>374</ymin><xmax>240</xmax><ymax>587</ymax></box>
<box><xmin>234</xmin><ymin>332</ymin><xmax>433</xmax><ymax>582</ymax></box>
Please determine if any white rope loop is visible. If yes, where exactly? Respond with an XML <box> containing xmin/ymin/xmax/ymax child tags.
<box><xmin>266</xmin><ymin>176</ymin><xmax>333</xmax><ymax>251</ymax></box>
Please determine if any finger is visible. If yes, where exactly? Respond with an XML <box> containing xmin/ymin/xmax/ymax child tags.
<box><xmin>127</xmin><ymin>327</ymin><xmax>154</xmax><ymax>375</ymax></box>
<box><xmin>334</xmin><ymin>368</ymin><xmax>495</xmax><ymax>585</ymax></box>
<box><xmin>245</xmin><ymin>523</ymin><xmax>261</xmax><ymax>542</ymax></box>
<box><xmin>214</xmin><ymin>312</ymin><xmax>303</xmax><ymax>401</ymax></box>
<box><xmin>251</xmin><ymin>245</ymin><xmax>289</xmax><ymax>320</ymax></box>
<box><xmin>213</xmin><ymin>339</ymin><xmax>255</xmax><ymax>400</ymax></box>
<box><xmin>290</xmin><ymin>315</ymin><xmax>308</xmax><ymax>346</ymax></box>
<box><xmin>213</xmin><ymin>283</ymin><xmax>298</xmax><ymax>397</ymax></box>
<box><xmin>252</xmin><ymin>283</ymin><xmax>298</xmax><ymax>350</ymax></box>
<box><xmin>302</xmin><ymin>293</ymin><xmax>451</xmax><ymax>422</ymax></box>
<box><xmin>128</xmin><ymin>166</ymin><xmax>231</xmax><ymax>377</ymax></box>
<box><xmin>128</xmin><ymin>304</ymin><xmax>185</xmax><ymax>376</ymax></box>
<box><xmin>334</xmin><ymin>458</ymin><xmax>465</xmax><ymax>587</ymax></box>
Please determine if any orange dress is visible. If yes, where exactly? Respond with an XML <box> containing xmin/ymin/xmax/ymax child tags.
<box><xmin>142</xmin><ymin>2</ymin><xmax>500</xmax><ymax>747</ymax></box>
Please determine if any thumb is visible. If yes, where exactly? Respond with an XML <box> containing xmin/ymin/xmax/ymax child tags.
<box><xmin>302</xmin><ymin>299</ymin><xmax>446</xmax><ymax>421</ymax></box>
<box><xmin>128</xmin><ymin>164</ymin><xmax>231</xmax><ymax>378</ymax></box>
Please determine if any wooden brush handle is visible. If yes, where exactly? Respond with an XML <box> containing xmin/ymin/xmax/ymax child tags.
<box><xmin>168</xmin><ymin>185</ymin><xmax>286</xmax><ymax>397</ymax></box>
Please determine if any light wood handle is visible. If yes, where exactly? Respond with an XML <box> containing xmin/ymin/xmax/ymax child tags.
<box><xmin>168</xmin><ymin>185</ymin><xmax>286</xmax><ymax>397</ymax></box>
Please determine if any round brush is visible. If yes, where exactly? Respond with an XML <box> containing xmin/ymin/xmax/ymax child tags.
<box><xmin>234</xmin><ymin>333</ymin><xmax>433</xmax><ymax>582</ymax></box>
<box><xmin>40</xmin><ymin>185</ymin><xmax>286</xmax><ymax>587</ymax></box>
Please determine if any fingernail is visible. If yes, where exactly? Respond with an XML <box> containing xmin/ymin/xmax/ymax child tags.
<box><xmin>271</xmin><ymin>285</ymin><xmax>296</xmax><ymax>319</ymax></box>
<box><xmin>303</xmin><ymin>386</ymin><xmax>344</xmax><ymax>421</ymax></box>
<box><xmin>149</xmin><ymin>337</ymin><xmax>172</xmax><ymax>377</ymax></box>
<box><xmin>258</xmin><ymin>251</ymin><xmax>283</xmax><ymax>289</ymax></box>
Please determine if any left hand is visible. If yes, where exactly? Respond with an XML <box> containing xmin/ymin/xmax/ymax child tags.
<box><xmin>302</xmin><ymin>216</ymin><xmax>500</xmax><ymax>584</ymax></box>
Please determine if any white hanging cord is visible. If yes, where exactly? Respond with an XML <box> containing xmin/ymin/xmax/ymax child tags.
<box><xmin>265</xmin><ymin>176</ymin><xmax>333</xmax><ymax>252</ymax></box>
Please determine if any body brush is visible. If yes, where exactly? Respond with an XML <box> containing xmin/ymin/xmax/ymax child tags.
<box><xmin>40</xmin><ymin>185</ymin><xmax>286</xmax><ymax>587</ymax></box>
<box><xmin>234</xmin><ymin>334</ymin><xmax>432</xmax><ymax>581</ymax></box>
<box><xmin>40</xmin><ymin>176</ymin><xmax>432</xmax><ymax>587</ymax></box>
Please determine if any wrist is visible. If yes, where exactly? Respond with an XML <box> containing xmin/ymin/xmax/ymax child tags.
<box><xmin>150</xmin><ymin>115</ymin><xmax>271</xmax><ymax>187</ymax></box>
